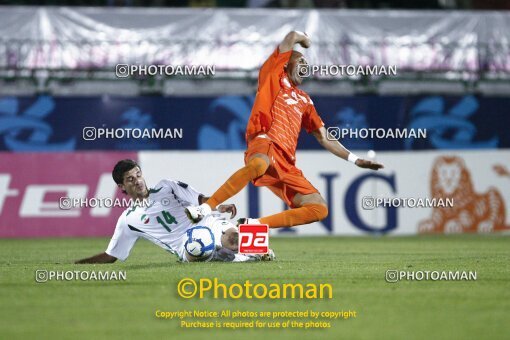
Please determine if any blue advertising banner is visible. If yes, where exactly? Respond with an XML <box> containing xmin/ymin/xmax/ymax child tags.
<box><xmin>0</xmin><ymin>95</ymin><xmax>508</xmax><ymax>152</ymax></box>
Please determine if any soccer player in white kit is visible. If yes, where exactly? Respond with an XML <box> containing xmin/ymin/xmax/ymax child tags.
<box><xmin>75</xmin><ymin>159</ymin><xmax>274</xmax><ymax>264</ymax></box>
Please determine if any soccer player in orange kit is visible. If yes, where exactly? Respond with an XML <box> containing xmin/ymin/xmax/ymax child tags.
<box><xmin>186</xmin><ymin>31</ymin><xmax>383</xmax><ymax>228</ymax></box>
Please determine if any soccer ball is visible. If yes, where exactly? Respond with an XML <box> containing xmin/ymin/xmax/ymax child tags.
<box><xmin>184</xmin><ymin>226</ymin><xmax>216</xmax><ymax>258</ymax></box>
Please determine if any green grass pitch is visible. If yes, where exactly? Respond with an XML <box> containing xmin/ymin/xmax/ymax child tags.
<box><xmin>0</xmin><ymin>235</ymin><xmax>509</xmax><ymax>340</ymax></box>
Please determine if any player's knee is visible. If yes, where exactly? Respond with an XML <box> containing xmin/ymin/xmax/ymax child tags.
<box><xmin>316</xmin><ymin>204</ymin><xmax>329</xmax><ymax>221</ymax></box>
<box><xmin>310</xmin><ymin>203</ymin><xmax>328</xmax><ymax>221</ymax></box>
<box><xmin>246</xmin><ymin>157</ymin><xmax>269</xmax><ymax>178</ymax></box>
<box><xmin>221</xmin><ymin>228</ymin><xmax>239</xmax><ymax>252</ymax></box>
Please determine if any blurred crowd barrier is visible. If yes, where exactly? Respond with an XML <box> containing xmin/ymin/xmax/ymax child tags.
<box><xmin>0</xmin><ymin>7</ymin><xmax>509</xmax><ymax>80</ymax></box>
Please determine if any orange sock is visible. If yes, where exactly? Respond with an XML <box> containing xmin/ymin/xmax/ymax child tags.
<box><xmin>259</xmin><ymin>204</ymin><xmax>328</xmax><ymax>228</ymax></box>
<box><xmin>206</xmin><ymin>157</ymin><xmax>269</xmax><ymax>208</ymax></box>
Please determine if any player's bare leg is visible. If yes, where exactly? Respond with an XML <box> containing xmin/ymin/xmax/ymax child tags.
<box><xmin>185</xmin><ymin>153</ymin><xmax>270</xmax><ymax>222</ymax></box>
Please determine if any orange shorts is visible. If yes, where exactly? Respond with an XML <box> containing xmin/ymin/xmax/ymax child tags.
<box><xmin>244</xmin><ymin>137</ymin><xmax>319</xmax><ymax>208</ymax></box>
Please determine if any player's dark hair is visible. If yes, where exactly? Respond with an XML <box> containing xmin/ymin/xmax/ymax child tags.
<box><xmin>112</xmin><ymin>159</ymin><xmax>140</xmax><ymax>185</ymax></box>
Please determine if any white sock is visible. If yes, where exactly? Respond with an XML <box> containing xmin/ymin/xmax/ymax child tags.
<box><xmin>232</xmin><ymin>253</ymin><xmax>259</xmax><ymax>262</ymax></box>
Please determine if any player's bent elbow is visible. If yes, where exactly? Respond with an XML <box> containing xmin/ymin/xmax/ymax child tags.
<box><xmin>285</xmin><ymin>31</ymin><xmax>299</xmax><ymax>42</ymax></box>
<box><xmin>279</xmin><ymin>31</ymin><xmax>299</xmax><ymax>52</ymax></box>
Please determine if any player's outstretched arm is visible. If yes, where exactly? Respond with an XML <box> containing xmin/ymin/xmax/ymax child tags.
<box><xmin>75</xmin><ymin>252</ymin><xmax>117</xmax><ymax>264</ymax></box>
<box><xmin>312</xmin><ymin>127</ymin><xmax>384</xmax><ymax>171</ymax></box>
<box><xmin>279</xmin><ymin>31</ymin><xmax>311</xmax><ymax>53</ymax></box>
<box><xmin>199</xmin><ymin>196</ymin><xmax>237</xmax><ymax>218</ymax></box>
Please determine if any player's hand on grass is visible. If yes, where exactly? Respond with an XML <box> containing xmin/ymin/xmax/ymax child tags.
<box><xmin>217</xmin><ymin>204</ymin><xmax>237</xmax><ymax>219</ymax></box>
<box><xmin>355</xmin><ymin>158</ymin><xmax>384</xmax><ymax>171</ymax></box>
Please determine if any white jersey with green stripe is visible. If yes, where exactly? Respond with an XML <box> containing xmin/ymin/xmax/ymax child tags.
<box><xmin>105</xmin><ymin>179</ymin><xmax>219</xmax><ymax>261</ymax></box>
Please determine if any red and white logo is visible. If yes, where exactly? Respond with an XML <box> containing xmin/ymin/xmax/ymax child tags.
<box><xmin>238</xmin><ymin>224</ymin><xmax>269</xmax><ymax>254</ymax></box>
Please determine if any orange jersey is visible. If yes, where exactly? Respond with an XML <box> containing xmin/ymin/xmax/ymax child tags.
<box><xmin>246</xmin><ymin>47</ymin><xmax>324</xmax><ymax>161</ymax></box>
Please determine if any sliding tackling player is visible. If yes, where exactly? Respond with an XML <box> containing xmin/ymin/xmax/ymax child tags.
<box><xmin>75</xmin><ymin>159</ymin><xmax>274</xmax><ymax>264</ymax></box>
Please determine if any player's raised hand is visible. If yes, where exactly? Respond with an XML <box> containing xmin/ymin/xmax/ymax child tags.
<box><xmin>280</xmin><ymin>31</ymin><xmax>311</xmax><ymax>53</ymax></box>
<box><xmin>299</xmin><ymin>32</ymin><xmax>311</xmax><ymax>48</ymax></box>
<box><xmin>355</xmin><ymin>158</ymin><xmax>384</xmax><ymax>171</ymax></box>
<box><xmin>217</xmin><ymin>204</ymin><xmax>237</xmax><ymax>219</ymax></box>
